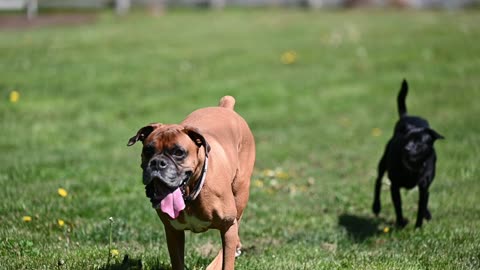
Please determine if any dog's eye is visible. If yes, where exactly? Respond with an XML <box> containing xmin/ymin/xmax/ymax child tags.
<box><xmin>172</xmin><ymin>148</ymin><xmax>186</xmax><ymax>158</ymax></box>
<box><xmin>422</xmin><ymin>134</ymin><xmax>431</xmax><ymax>143</ymax></box>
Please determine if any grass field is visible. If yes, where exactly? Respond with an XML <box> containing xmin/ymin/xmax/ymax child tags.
<box><xmin>1</xmin><ymin>8</ymin><xmax>479</xmax><ymax>270</ymax></box>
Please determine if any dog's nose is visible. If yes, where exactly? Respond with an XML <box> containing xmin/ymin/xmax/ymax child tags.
<box><xmin>150</xmin><ymin>157</ymin><xmax>168</xmax><ymax>170</ymax></box>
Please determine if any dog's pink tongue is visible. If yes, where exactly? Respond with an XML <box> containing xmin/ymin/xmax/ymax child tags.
<box><xmin>159</xmin><ymin>188</ymin><xmax>185</xmax><ymax>219</ymax></box>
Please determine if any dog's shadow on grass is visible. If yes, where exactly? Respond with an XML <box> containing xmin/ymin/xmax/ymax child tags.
<box><xmin>338</xmin><ymin>213</ymin><xmax>389</xmax><ymax>242</ymax></box>
<box><xmin>98</xmin><ymin>255</ymin><xmax>168</xmax><ymax>270</ymax></box>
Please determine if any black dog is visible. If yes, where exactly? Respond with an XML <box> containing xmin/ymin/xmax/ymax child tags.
<box><xmin>372</xmin><ymin>80</ymin><xmax>444</xmax><ymax>228</ymax></box>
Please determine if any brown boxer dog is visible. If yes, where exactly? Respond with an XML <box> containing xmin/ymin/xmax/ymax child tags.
<box><xmin>127</xmin><ymin>96</ymin><xmax>255</xmax><ymax>270</ymax></box>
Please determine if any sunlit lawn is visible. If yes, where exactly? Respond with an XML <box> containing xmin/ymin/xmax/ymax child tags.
<box><xmin>1</xmin><ymin>8</ymin><xmax>479</xmax><ymax>269</ymax></box>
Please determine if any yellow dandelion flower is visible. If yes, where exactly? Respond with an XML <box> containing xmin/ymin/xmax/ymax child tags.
<box><xmin>22</xmin><ymin>216</ymin><xmax>32</xmax><ymax>222</ymax></box>
<box><xmin>280</xmin><ymin>50</ymin><xmax>297</xmax><ymax>65</ymax></box>
<box><xmin>10</xmin><ymin>91</ymin><xmax>20</xmax><ymax>103</ymax></box>
<box><xmin>339</xmin><ymin>117</ymin><xmax>351</xmax><ymax>127</ymax></box>
<box><xmin>110</xmin><ymin>249</ymin><xmax>119</xmax><ymax>257</ymax></box>
<box><xmin>262</xmin><ymin>169</ymin><xmax>275</xmax><ymax>177</ymax></box>
<box><xmin>58</xmin><ymin>188</ymin><xmax>68</xmax><ymax>197</ymax></box>
<box><xmin>57</xmin><ymin>219</ymin><xmax>65</xmax><ymax>227</ymax></box>
<box><xmin>371</xmin><ymin>128</ymin><xmax>382</xmax><ymax>137</ymax></box>
<box><xmin>275</xmin><ymin>171</ymin><xmax>289</xmax><ymax>179</ymax></box>
<box><xmin>383</xmin><ymin>226</ymin><xmax>390</xmax><ymax>233</ymax></box>
<box><xmin>253</xmin><ymin>179</ymin><xmax>264</xmax><ymax>188</ymax></box>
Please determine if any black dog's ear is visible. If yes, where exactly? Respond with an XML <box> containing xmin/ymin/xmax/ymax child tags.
<box><xmin>127</xmin><ymin>123</ymin><xmax>162</xmax><ymax>146</ymax></box>
<box><xmin>428</xmin><ymin>128</ymin><xmax>445</xmax><ymax>141</ymax></box>
<box><xmin>183</xmin><ymin>126</ymin><xmax>211</xmax><ymax>156</ymax></box>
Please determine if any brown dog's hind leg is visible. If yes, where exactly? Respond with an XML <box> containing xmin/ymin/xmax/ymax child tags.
<box><xmin>231</xmin><ymin>147</ymin><xmax>254</xmax><ymax>258</ymax></box>
<box><xmin>233</xmin><ymin>188</ymin><xmax>250</xmax><ymax>257</ymax></box>
<box><xmin>206</xmin><ymin>249</ymin><xmax>223</xmax><ymax>270</ymax></box>
<box><xmin>206</xmin><ymin>220</ymin><xmax>240</xmax><ymax>270</ymax></box>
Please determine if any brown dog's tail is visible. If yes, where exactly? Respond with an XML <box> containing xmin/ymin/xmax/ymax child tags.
<box><xmin>219</xmin><ymin>96</ymin><xmax>236</xmax><ymax>110</ymax></box>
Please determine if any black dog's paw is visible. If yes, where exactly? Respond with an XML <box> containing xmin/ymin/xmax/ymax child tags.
<box><xmin>424</xmin><ymin>209</ymin><xmax>432</xmax><ymax>220</ymax></box>
<box><xmin>372</xmin><ymin>201</ymin><xmax>381</xmax><ymax>216</ymax></box>
<box><xmin>415</xmin><ymin>221</ymin><xmax>423</xmax><ymax>229</ymax></box>
<box><xmin>396</xmin><ymin>218</ymin><xmax>409</xmax><ymax>228</ymax></box>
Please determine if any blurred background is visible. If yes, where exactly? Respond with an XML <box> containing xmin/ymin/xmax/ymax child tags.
<box><xmin>0</xmin><ymin>0</ymin><xmax>478</xmax><ymax>19</ymax></box>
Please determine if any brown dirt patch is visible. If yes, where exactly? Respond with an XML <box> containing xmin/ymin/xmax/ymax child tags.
<box><xmin>0</xmin><ymin>13</ymin><xmax>97</xmax><ymax>30</ymax></box>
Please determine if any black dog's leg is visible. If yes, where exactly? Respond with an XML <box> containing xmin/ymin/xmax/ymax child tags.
<box><xmin>420</xmin><ymin>162</ymin><xmax>435</xmax><ymax>225</ymax></box>
<box><xmin>372</xmin><ymin>152</ymin><xmax>387</xmax><ymax>216</ymax></box>
<box><xmin>391</xmin><ymin>185</ymin><xmax>408</xmax><ymax>227</ymax></box>
<box><xmin>425</xmin><ymin>205</ymin><xmax>432</xmax><ymax>220</ymax></box>
<box><xmin>424</xmin><ymin>161</ymin><xmax>436</xmax><ymax>221</ymax></box>
<box><xmin>416</xmin><ymin>186</ymin><xmax>429</xmax><ymax>228</ymax></box>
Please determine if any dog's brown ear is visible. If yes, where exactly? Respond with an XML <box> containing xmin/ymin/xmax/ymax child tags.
<box><xmin>127</xmin><ymin>123</ymin><xmax>162</xmax><ymax>146</ymax></box>
<box><xmin>183</xmin><ymin>126</ymin><xmax>211</xmax><ymax>156</ymax></box>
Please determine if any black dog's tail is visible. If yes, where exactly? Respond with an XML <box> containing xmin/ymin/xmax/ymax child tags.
<box><xmin>397</xmin><ymin>79</ymin><xmax>408</xmax><ymax>117</ymax></box>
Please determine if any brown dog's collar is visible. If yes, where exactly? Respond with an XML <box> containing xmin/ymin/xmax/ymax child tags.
<box><xmin>183</xmin><ymin>149</ymin><xmax>209</xmax><ymax>202</ymax></box>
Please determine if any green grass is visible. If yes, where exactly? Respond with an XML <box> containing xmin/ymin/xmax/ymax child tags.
<box><xmin>1</xmin><ymin>8</ymin><xmax>479</xmax><ymax>270</ymax></box>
